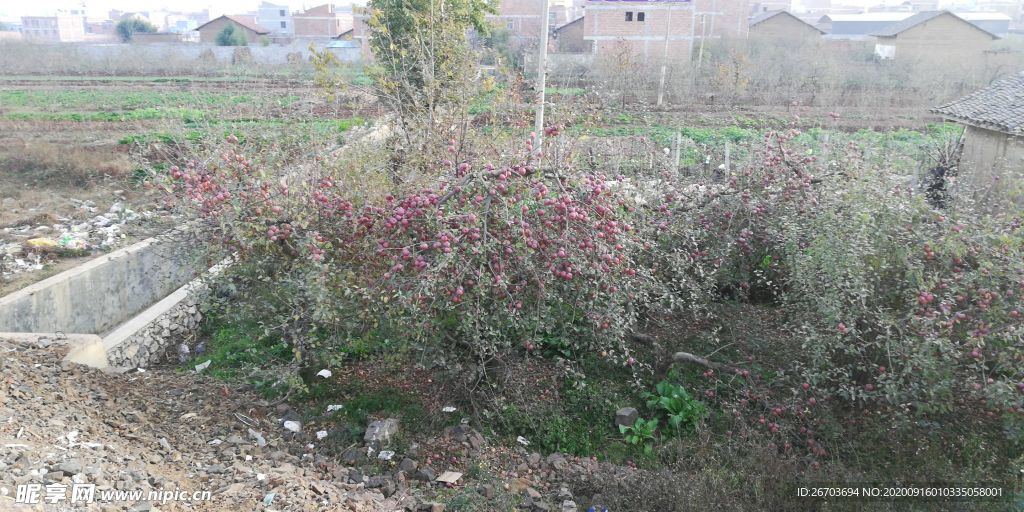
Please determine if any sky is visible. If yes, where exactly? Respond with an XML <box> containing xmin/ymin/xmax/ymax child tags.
<box><xmin>0</xmin><ymin>0</ymin><xmax>306</xmax><ymax>19</ymax></box>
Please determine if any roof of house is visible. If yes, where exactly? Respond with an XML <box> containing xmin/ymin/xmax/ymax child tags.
<box><xmin>195</xmin><ymin>15</ymin><xmax>270</xmax><ymax>34</ymax></box>
<box><xmin>554</xmin><ymin>16</ymin><xmax>583</xmax><ymax>33</ymax></box>
<box><xmin>334</xmin><ymin>28</ymin><xmax>354</xmax><ymax>39</ymax></box>
<box><xmin>931</xmin><ymin>72</ymin><xmax>1024</xmax><ymax>135</ymax></box>
<box><xmin>956</xmin><ymin>12</ymin><xmax>1013</xmax><ymax>22</ymax></box>
<box><xmin>819</xmin><ymin>13</ymin><xmax>912</xmax><ymax>23</ymax></box>
<box><xmin>871</xmin><ymin>10</ymin><xmax>999</xmax><ymax>39</ymax></box>
<box><xmin>326</xmin><ymin>39</ymin><xmax>359</xmax><ymax>48</ymax></box>
<box><xmin>750</xmin><ymin>10</ymin><xmax>826</xmax><ymax>34</ymax></box>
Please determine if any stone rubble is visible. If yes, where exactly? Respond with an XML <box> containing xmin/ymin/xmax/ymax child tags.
<box><xmin>1</xmin><ymin>200</ymin><xmax>148</xmax><ymax>280</ymax></box>
<box><xmin>0</xmin><ymin>337</ymin><xmax>403</xmax><ymax>511</ymax></box>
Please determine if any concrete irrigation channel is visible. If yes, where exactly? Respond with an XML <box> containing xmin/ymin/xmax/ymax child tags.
<box><xmin>0</xmin><ymin>233</ymin><xmax>209</xmax><ymax>370</ymax></box>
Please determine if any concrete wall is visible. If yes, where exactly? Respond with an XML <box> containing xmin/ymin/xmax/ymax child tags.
<box><xmin>50</xmin><ymin>43</ymin><xmax>334</xmax><ymax>67</ymax></box>
<box><xmin>0</xmin><ymin>237</ymin><xmax>200</xmax><ymax>335</ymax></box>
<box><xmin>105</xmin><ymin>279</ymin><xmax>206</xmax><ymax>368</ymax></box>
<box><xmin>961</xmin><ymin>124</ymin><xmax>1024</xmax><ymax>198</ymax></box>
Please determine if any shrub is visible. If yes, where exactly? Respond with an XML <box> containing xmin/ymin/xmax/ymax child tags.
<box><xmin>619</xmin><ymin>417</ymin><xmax>659</xmax><ymax>456</ymax></box>
<box><xmin>164</xmin><ymin>133</ymin><xmax>657</xmax><ymax>384</ymax></box>
<box><xmin>216</xmin><ymin>25</ymin><xmax>247</xmax><ymax>46</ymax></box>
<box><xmin>642</xmin><ymin>380</ymin><xmax>707</xmax><ymax>434</ymax></box>
<box><xmin>116</xmin><ymin>17</ymin><xmax>157</xmax><ymax>42</ymax></box>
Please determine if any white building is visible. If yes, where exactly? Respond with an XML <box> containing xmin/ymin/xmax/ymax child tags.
<box><xmin>257</xmin><ymin>1</ymin><xmax>293</xmax><ymax>37</ymax></box>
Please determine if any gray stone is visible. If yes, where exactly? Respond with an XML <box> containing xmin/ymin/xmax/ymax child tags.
<box><xmin>478</xmin><ymin>484</ymin><xmax>495</xmax><ymax>499</ymax></box>
<box><xmin>561</xmin><ymin>500</ymin><xmax>578</xmax><ymax>512</ymax></box>
<box><xmin>527</xmin><ymin>452</ymin><xmax>541</xmax><ymax>468</ymax></box>
<box><xmin>366</xmin><ymin>475</ymin><xmax>391</xmax><ymax>489</ymax></box>
<box><xmin>614</xmin><ymin>407</ymin><xmax>639</xmax><ymax>427</ymax></box>
<box><xmin>364</xmin><ymin>418</ymin><xmax>399</xmax><ymax>447</ymax></box>
<box><xmin>55</xmin><ymin>460</ymin><xmax>83</xmax><ymax>476</ymax></box>
<box><xmin>546</xmin><ymin>452</ymin><xmax>568</xmax><ymax>471</ymax></box>
<box><xmin>414</xmin><ymin>467</ymin><xmax>435</xmax><ymax>482</ymax></box>
<box><xmin>340</xmin><ymin>447</ymin><xmax>365</xmax><ymax>465</ymax></box>
<box><xmin>398</xmin><ymin>457</ymin><xmax>418</xmax><ymax>473</ymax></box>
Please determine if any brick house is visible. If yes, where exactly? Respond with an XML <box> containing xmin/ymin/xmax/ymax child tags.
<box><xmin>582</xmin><ymin>0</ymin><xmax>749</xmax><ymax>64</ymax></box>
<box><xmin>931</xmin><ymin>72</ymin><xmax>1024</xmax><ymax>199</ymax></box>
<box><xmin>293</xmin><ymin>3</ymin><xmax>353</xmax><ymax>39</ymax></box>
<box><xmin>195</xmin><ymin>15</ymin><xmax>270</xmax><ymax>44</ymax></box>
<box><xmin>748</xmin><ymin>10</ymin><xmax>824</xmax><ymax>40</ymax></box>
<box><xmin>20</xmin><ymin>15</ymin><xmax>85</xmax><ymax>43</ymax></box>
<box><xmin>871</xmin><ymin>11</ymin><xmax>999</xmax><ymax>63</ymax></box>
<box><xmin>554</xmin><ymin>16</ymin><xmax>586</xmax><ymax>52</ymax></box>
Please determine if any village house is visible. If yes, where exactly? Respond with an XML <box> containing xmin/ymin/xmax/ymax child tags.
<box><xmin>748</xmin><ymin>10</ymin><xmax>825</xmax><ymax>40</ymax></box>
<box><xmin>195</xmin><ymin>15</ymin><xmax>270</xmax><ymax>44</ymax></box>
<box><xmin>293</xmin><ymin>3</ymin><xmax>353</xmax><ymax>39</ymax></box>
<box><xmin>931</xmin><ymin>72</ymin><xmax>1024</xmax><ymax>198</ymax></box>
<box><xmin>818</xmin><ymin>13</ymin><xmax>912</xmax><ymax>39</ymax></box>
<box><xmin>553</xmin><ymin>16</ymin><xmax>587</xmax><ymax>53</ymax></box>
<box><xmin>750</xmin><ymin>1</ymin><xmax>793</xmax><ymax>14</ymax></box>
<box><xmin>582</xmin><ymin>0</ymin><xmax>750</xmax><ymax>64</ymax></box>
<box><xmin>871</xmin><ymin>11</ymin><xmax>999</xmax><ymax>62</ymax></box>
<box><xmin>487</xmin><ymin>0</ymin><xmax>573</xmax><ymax>48</ymax></box>
<box><xmin>20</xmin><ymin>14</ymin><xmax>85</xmax><ymax>42</ymax></box>
<box><xmin>956</xmin><ymin>12</ymin><xmax>1012</xmax><ymax>36</ymax></box>
<box><xmin>351</xmin><ymin>8</ymin><xmax>372</xmax><ymax>61</ymax></box>
<box><xmin>257</xmin><ymin>1</ymin><xmax>295</xmax><ymax>37</ymax></box>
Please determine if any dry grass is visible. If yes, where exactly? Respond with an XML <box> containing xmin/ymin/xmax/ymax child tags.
<box><xmin>0</xmin><ymin>139</ymin><xmax>133</xmax><ymax>188</ymax></box>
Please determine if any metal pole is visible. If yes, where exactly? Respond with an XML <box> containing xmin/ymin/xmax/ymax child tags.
<box><xmin>534</xmin><ymin>0</ymin><xmax>551</xmax><ymax>155</ymax></box>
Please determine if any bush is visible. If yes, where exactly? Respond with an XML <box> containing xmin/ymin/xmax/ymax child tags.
<box><xmin>116</xmin><ymin>17</ymin><xmax>157</xmax><ymax>42</ymax></box>
<box><xmin>164</xmin><ymin>133</ymin><xmax>656</xmax><ymax>384</ymax></box>
<box><xmin>165</xmin><ymin>124</ymin><xmax>1024</xmax><ymax>471</ymax></box>
<box><xmin>216</xmin><ymin>25</ymin><xmax>248</xmax><ymax>46</ymax></box>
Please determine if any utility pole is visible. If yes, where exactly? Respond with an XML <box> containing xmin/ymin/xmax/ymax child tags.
<box><xmin>656</xmin><ymin>6</ymin><xmax>673</xmax><ymax>106</ymax></box>
<box><xmin>697</xmin><ymin>13</ymin><xmax>707</xmax><ymax>68</ymax></box>
<box><xmin>534</xmin><ymin>0</ymin><xmax>551</xmax><ymax>155</ymax></box>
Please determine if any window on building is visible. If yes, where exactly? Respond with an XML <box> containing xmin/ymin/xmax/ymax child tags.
<box><xmin>280</xmin><ymin>9</ymin><xmax>286</xmax><ymax>16</ymax></box>
<box><xmin>280</xmin><ymin>21</ymin><xmax>286</xmax><ymax>28</ymax></box>
<box><xmin>637</xmin><ymin>12</ymin><xmax>645</xmax><ymax>22</ymax></box>
<box><xmin>506</xmin><ymin>20</ymin><xmax>514</xmax><ymax>29</ymax></box>
<box><xmin>625</xmin><ymin>11</ymin><xmax>633</xmax><ymax>21</ymax></box>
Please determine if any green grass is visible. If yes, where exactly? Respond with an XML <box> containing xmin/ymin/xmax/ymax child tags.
<box><xmin>4</xmin><ymin>107</ymin><xmax>208</xmax><ymax>122</ymax></box>
<box><xmin>184</xmin><ymin>320</ymin><xmax>292</xmax><ymax>384</ymax></box>
<box><xmin>0</xmin><ymin>90</ymin><xmax>257</xmax><ymax>110</ymax></box>
<box><xmin>545</xmin><ymin>87</ymin><xmax>585</xmax><ymax>96</ymax></box>
<box><xmin>0</xmin><ymin>75</ymin><xmax>302</xmax><ymax>82</ymax></box>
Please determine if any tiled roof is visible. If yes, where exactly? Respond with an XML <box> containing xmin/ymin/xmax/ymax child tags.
<box><xmin>554</xmin><ymin>17</ymin><xmax>583</xmax><ymax>33</ymax></box>
<box><xmin>225</xmin><ymin>15</ymin><xmax>269</xmax><ymax>34</ymax></box>
<box><xmin>931</xmin><ymin>72</ymin><xmax>1024</xmax><ymax>135</ymax></box>
<box><xmin>749</xmin><ymin>10</ymin><xmax>825</xmax><ymax>34</ymax></box>
<box><xmin>196</xmin><ymin>15</ymin><xmax>270</xmax><ymax>35</ymax></box>
<box><xmin>871</xmin><ymin>10</ymin><xmax>998</xmax><ymax>38</ymax></box>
